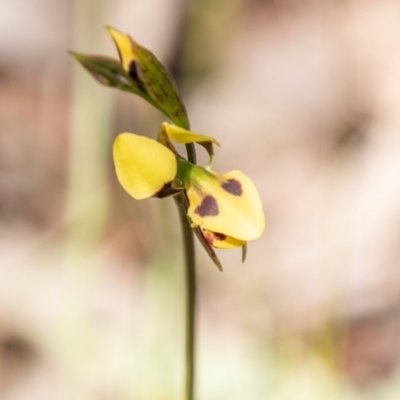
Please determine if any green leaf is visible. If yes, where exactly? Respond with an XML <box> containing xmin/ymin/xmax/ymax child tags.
<box><xmin>68</xmin><ymin>52</ymin><xmax>160</xmax><ymax>110</ymax></box>
<box><xmin>106</xmin><ymin>26</ymin><xmax>190</xmax><ymax>129</ymax></box>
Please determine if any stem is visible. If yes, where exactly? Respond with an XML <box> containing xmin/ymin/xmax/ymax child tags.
<box><xmin>179</xmin><ymin>141</ymin><xmax>197</xmax><ymax>400</ymax></box>
<box><xmin>186</xmin><ymin>143</ymin><xmax>197</xmax><ymax>165</ymax></box>
<box><xmin>176</xmin><ymin>194</ymin><xmax>196</xmax><ymax>400</ymax></box>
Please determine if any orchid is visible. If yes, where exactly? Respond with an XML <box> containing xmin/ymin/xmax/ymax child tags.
<box><xmin>71</xmin><ymin>26</ymin><xmax>265</xmax><ymax>264</ymax></box>
<box><xmin>113</xmin><ymin>124</ymin><xmax>265</xmax><ymax>252</ymax></box>
<box><xmin>71</xmin><ymin>25</ymin><xmax>266</xmax><ymax>400</ymax></box>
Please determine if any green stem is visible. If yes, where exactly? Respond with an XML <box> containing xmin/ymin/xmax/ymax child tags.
<box><xmin>179</xmin><ymin>141</ymin><xmax>197</xmax><ymax>400</ymax></box>
<box><xmin>176</xmin><ymin>193</ymin><xmax>196</xmax><ymax>400</ymax></box>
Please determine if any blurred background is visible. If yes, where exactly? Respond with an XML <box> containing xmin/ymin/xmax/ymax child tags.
<box><xmin>2</xmin><ymin>0</ymin><xmax>400</xmax><ymax>398</ymax></box>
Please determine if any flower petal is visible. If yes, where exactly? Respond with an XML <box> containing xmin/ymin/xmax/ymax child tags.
<box><xmin>113</xmin><ymin>133</ymin><xmax>177</xmax><ymax>200</ymax></box>
<box><xmin>203</xmin><ymin>229</ymin><xmax>246</xmax><ymax>249</ymax></box>
<box><xmin>185</xmin><ymin>167</ymin><xmax>265</xmax><ymax>241</ymax></box>
<box><xmin>162</xmin><ymin>123</ymin><xmax>220</xmax><ymax>167</ymax></box>
<box><xmin>162</xmin><ymin>123</ymin><xmax>220</xmax><ymax>146</ymax></box>
<box><xmin>106</xmin><ymin>26</ymin><xmax>136</xmax><ymax>72</ymax></box>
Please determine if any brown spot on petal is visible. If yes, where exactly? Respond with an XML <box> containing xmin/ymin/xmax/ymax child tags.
<box><xmin>213</xmin><ymin>232</ymin><xmax>227</xmax><ymax>241</ymax></box>
<box><xmin>153</xmin><ymin>181</ymin><xmax>181</xmax><ymax>198</ymax></box>
<box><xmin>203</xmin><ymin>230</ymin><xmax>214</xmax><ymax>245</ymax></box>
<box><xmin>222</xmin><ymin>179</ymin><xmax>242</xmax><ymax>196</ymax></box>
<box><xmin>195</xmin><ymin>195</ymin><xmax>219</xmax><ymax>217</ymax></box>
<box><xmin>203</xmin><ymin>230</ymin><xmax>227</xmax><ymax>247</ymax></box>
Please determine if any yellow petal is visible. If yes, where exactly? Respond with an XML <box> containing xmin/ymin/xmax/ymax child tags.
<box><xmin>106</xmin><ymin>26</ymin><xmax>136</xmax><ymax>72</ymax></box>
<box><xmin>186</xmin><ymin>168</ymin><xmax>265</xmax><ymax>241</ymax></box>
<box><xmin>203</xmin><ymin>229</ymin><xmax>246</xmax><ymax>249</ymax></box>
<box><xmin>162</xmin><ymin>122</ymin><xmax>220</xmax><ymax>146</ymax></box>
<box><xmin>113</xmin><ymin>133</ymin><xmax>177</xmax><ymax>200</ymax></box>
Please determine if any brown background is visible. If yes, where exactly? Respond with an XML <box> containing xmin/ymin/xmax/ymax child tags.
<box><xmin>1</xmin><ymin>0</ymin><xmax>400</xmax><ymax>399</ymax></box>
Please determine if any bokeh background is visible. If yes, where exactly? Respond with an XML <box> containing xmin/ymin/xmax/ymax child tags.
<box><xmin>2</xmin><ymin>0</ymin><xmax>400</xmax><ymax>399</ymax></box>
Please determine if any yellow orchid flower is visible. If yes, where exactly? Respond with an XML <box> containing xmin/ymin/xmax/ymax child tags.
<box><xmin>113</xmin><ymin>131</ymin><xmax>265</xmax><ymax>249</ymax></box>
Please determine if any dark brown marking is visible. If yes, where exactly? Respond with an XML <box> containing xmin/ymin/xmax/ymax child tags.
<box><xmin>203</xmin><ymin>230</ymin><xmax>214</xmax><ymax>245</ymax></box>
<box><xmin>195</xmin><ymin>195</ymin><xmax>219</xmax><ymax>217</ymax></box>
<box><xmin>213</xmin><ymin>232</ymin><xmax>226</xmax><ymax>241</ymax></box>
<box><xmin>129</xmin><ymin>61</ymin><xmax>146</xmax><ymax>91</ymax></box>
<box><xmin>153</xmin><ymin>181</ymin><xmax>180</xmax><ymax>198</ymax></box>
<box><xmin>222</xmin><ymin>179</ymin><xmax>242</xmax><ymax>196</ymax></box>
<box><xmin>203</xmin><ymin>230</ymin><xmax>226</xmax><ymax>246</ymax></box>
<box><xmin>173</xmin><ymin>110</ymin><xmax>183</xmax><ymax>119</ymax></box>
<box><xmin>154</xmin><ymin>92</ymin><xmax>165</xmax><ymax>103</ymax></box>
<box><xmin>129</xmin><ymin>61</ymin><xmax>140</xmax><ymax>81</ymax></box>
